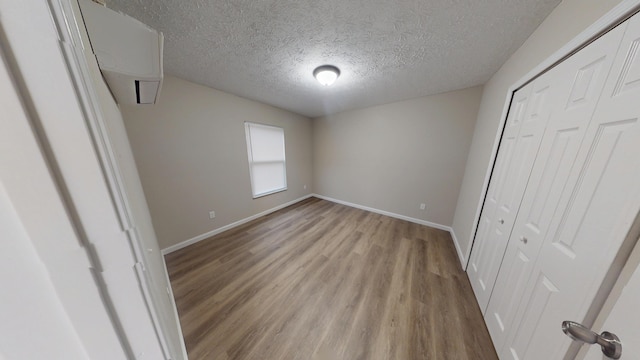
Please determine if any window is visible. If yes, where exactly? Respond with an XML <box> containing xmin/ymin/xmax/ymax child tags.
<box><xmin>244</xmin><ymin>122</ymin><xmax>287</xmax><ymax>198</ymax></box>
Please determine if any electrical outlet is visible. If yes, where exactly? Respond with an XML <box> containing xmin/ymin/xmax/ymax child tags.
<box><xmin>209</xmin><ymin>211</ymin><xmax>216</xmax><ymax>219</ymax></box>
<box><xmin>304</xmin><ymin>184</ymin><xmax>307</xmax><ymax>190</ymax></box>
<box><xmin>420</xmin><ymin>203</ymin><xmax>426</xmax><ymax>210</ymax></box>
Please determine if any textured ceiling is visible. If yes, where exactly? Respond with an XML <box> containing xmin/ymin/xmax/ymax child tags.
<box><xmin>106</xmin><ymin>0</ymin><xmax>561</xmax><ymax>118</ymax></box>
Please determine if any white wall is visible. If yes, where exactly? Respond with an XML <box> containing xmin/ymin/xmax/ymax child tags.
<box><xmin>313</xmin><ymin>86</ymin><xmax>483</xmax><ymax>229</ymax></box>
<box><xmin>451</xmin><ymin>0</ymin><xmax>625</xmax><ymax>265</ymax></box>
<box><xmin>120</xmin><ymin>76</ymin><xmax>314</xmax><ymax>250</ymax></box>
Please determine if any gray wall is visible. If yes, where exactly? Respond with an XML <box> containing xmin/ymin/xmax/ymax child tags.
<box><xmin>313</xmin><ymin>86</ymin><xmax>483</xmax><ymax>229</ymax></box>
<box><xmin>451</xmin><ymin>0</ymin><xmax>625</xmax><ymax>265</ymax></box>
<box><xmin>121</xmin><ymin>76</ymin><xmax>313</xmax><ymax>249</ymax></box>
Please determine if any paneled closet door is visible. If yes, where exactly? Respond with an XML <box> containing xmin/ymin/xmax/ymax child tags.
<box><xmin>468</xmin><ymin>77</ymin><xmax>552</xmax><ymax>313</ymax></box>
<box><xmin>483</xmin><ymin>22</ymin><xmax>625</xmax><ymax>354</ymax></box>
<box><xmin>467</xmin><ymin>85</ymin><xmax>531</xmax><ymax>311</ymax></box>
<box><xmin>499</xmin><ymin>15</ymin><xmax>640</xmax><ymax>359</ymax></box>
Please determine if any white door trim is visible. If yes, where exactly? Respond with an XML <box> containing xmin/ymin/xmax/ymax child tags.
<box><xmin>465</xmin><ymin>0</ymin><xmax>640</xmax><ymax>268</ymax></box>
<box><xmin>45</xmin><ymin>0</ymin><xmax>186</xmax><ymax>358</ymax></box>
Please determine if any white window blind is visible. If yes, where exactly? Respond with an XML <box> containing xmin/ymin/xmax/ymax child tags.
<box><xmin>244</xmin><ymin>122</ymin><xmax>287</xmax><ymax>198</ymax></box>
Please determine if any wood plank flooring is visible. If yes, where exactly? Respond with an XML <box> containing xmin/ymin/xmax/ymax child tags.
<box><xmin>165</xmin><ymin>197</ymin><xmax>498</xmax><ymax>360</ymax></box>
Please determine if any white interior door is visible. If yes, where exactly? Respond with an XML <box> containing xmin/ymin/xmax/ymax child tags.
<box><xmin>499</xmin><ymin>13</ymin><xmax>640</xmax><ymax>359</ymax></box>
<box><xmin>581</xmin><ymin>245</ymin><xmax>640</xmax><ymax>360</ymax></box>
<box><xmin>484</xmin><ymin>22</ymin><xmax>626</xmax><ymax>353</ymax></box>
<box><xmin>0</xmin><ymin>33</ymin><xmax>126</xmax><ymax>359</ymax></box>
<box><xmin>2</xmin><ymin>0</ymin><xmax>180</xmax><ymax>357</ymax></box>
<box><xmin>468</xmin><ymin>81</ymin><xmax>550</xmax><ymax>312</ymax></box>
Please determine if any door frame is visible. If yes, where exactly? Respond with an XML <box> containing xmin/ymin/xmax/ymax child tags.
<box><xmin>3</xmin><ymin>0</ymin><xmax>188</xmax><ymax>358</ymax></box>
<box><xmin>465</xmin><ymin>0</ymin><xmax>640</xmax><ymax>269</ymax></box>
<box><xmin>46</xmin><ymin>0</ymin><xmax>188</xmax><ymax>358</ymax></box>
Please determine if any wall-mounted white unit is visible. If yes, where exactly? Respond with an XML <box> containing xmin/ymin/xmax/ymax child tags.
<box><xmin>79</xmin><ymin>0</ymin><xmax>163</xmax><ymax>104</ymax></box>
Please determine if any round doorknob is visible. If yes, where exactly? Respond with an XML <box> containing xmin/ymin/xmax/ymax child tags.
<box><xmin>498</xmin><ymin>218</ymin><xmax>505</xmax><ymax>224</ymax></box>
<box><xmin>520</xmin><ymin>236</ymin><xmax>528</xmax><ymax>244</ymax></box>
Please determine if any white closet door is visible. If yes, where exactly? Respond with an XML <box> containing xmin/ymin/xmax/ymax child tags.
<box><xmin>583</xmin><ymin>253</ymin><xmax>640</xmax><ymax>359</ymax></box>
<box><xmin>468</xmin><ymin>76</ymin><xmax>552</xmax><ymax>312</ymax></box>
<box><xmin>500</xmin><ymin>14</ymin><xmax>640</xmax><ymax>359</ymax></box>
<box><xmin>467</xmin><ymin>85</ymin><xmax>530</xmax><ymax>311</ymax></box>
<box><xmin>484</xmin><ymin>22</ymin><xmax>625</xmax><ymax>353</ymax></box>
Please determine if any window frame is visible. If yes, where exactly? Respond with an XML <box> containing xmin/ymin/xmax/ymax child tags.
<box><xmin>244</xmin><ymin>122</ymin><xmax>288</xmax><ymax>198</ymax></box>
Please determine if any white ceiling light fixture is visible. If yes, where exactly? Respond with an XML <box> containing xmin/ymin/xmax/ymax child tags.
<box><xmin>313</xmin><ymin>65</ymin><xmax>340</xmax><ymax>86</ymax></box>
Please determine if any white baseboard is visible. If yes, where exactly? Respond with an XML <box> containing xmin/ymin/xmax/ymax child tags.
<box><xmin>312</xmin><ymin>193</ymin><xmax>451</xmax><ymax>232</ymax></box>
<box><xmin>161</xmin><ymin>194</ymin><xmax>314</xmax><ymax>255</ymax></box>
<box><xmin>449</xmin><ymin>229</ymin><xmax>467</xmax><ymax>270</ymax></box>
<box><xmin>163</xmin><ymin>193</ymin><xmax>469</xmax><ymax>270</ymax></box>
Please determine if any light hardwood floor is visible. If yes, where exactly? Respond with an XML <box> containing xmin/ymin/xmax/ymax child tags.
<box><xmin>165</xmin><ymin>197</ymin><xmax>498</xmax><ymax>359</ymax></box>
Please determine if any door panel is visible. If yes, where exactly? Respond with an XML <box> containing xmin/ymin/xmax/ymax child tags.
<box><xmin>469</xmin><ymin>67</ymin><xmax>558</xmax><ymax>313</ymax></box>
<box><xmin>468</xmin><ymin>85</ymin><xmax>533</xmax><ymax>311</ymax></box>
<box><xmin>0</xmin><ymin>39</ymin><xmax>126</xmax><ymax>358</ymax></box>
<box><xmin>504</xmin><ymin>118</ymin><xmax>640</xmax><ymax>359</ymax></box>
<box><xmin>582</xmin><ymin>246</ymin><xmax>640</xmax><ymax>359</ymax></box>
<box><xmin>484</xmin><ymin>23</ymin><xmax>625</xmax><ymax>353</ymax></box>
<box><xmin>500</xmin><ymin>16</ymin><xmax>640</xmax><ymax>359</ymax></box>
<box><xmin>508</xmin><ymin>274</ymin><xmax>560</xmax><ymax>359</ymax></box>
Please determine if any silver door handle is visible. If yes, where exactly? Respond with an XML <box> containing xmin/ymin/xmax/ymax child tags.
<box><xmin>520</xmin><ymin>236</ymin><xmax>528</xmax><ymax>244</ymax></box>
<box><xmin>498</xmin><ymin>218</ymin><xmax>505</xmax><ymax>224</ymax></box>
<box><xmin>562</xmin><ymin>321</ymin><xmax>622</xmax><ymax>359</ymax></box>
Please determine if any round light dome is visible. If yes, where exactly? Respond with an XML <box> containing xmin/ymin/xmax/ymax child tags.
<box><xmin>313</xmin><ymin>65</ymin><xmax>340</xmax><ymax>86</ymax></box>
